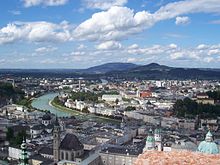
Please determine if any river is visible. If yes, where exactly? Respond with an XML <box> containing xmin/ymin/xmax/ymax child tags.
<box><xmin>31</xmin><ymin>92</ymin><xmax>119</xmax><ymax>123</ymax></box>
<box><xmin>31</xmin><ymin>93</ymin><xmax>70</xmax><ymax>117</ymax></box>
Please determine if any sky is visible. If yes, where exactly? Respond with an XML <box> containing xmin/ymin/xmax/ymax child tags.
<box><xmin>0</xmin><ymin>0</ymin><xmax>220</xmax><ymax>69</ymax></box>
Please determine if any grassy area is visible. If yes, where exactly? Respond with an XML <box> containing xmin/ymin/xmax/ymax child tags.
<box><xmin>51</xmin><ymin>99</ymin><xmax>81</xmax><ymax>115</ymax></box>
<box><xmin>16</xmin><ymin>98</ymin><xmax>33</xmax><ymax>109</ymax></box>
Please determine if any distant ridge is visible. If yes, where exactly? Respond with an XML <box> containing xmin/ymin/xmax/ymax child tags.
<box><xmin>80</xmin><ymin>62</ymin><xmax>139</xmax><ymax>74</ymax></box>
<box><xmin>106</xmin><ymin>63</ymin><xmax>220</xmax><ymax>80</ymax></box>
<box><xmin>1</xmin><ymin>62</ymin><xmax>220</xmax><ymax>80</ymax></box>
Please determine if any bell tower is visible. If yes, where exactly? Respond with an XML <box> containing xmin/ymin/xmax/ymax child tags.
<box><xmin>53</xmin><ymin>117</ymin><xmax>60</xmax><ymax>163</ymax></box>
<box><xmin>19</xmin><ymin>138</ymin><xmax>29</xmax><ymax>165</ymax></box>
<box><xmin>154</xmin><ymin>128</ymin><xmax>162</xmax><ymax>151</ymax></box>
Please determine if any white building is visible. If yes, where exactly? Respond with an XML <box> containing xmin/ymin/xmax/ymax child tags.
<box><xmin>102</xmin><ymin>95</ymin><xmax>122</xmax><ymax>102</ymax></box>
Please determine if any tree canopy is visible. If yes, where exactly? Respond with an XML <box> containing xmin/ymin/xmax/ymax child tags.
<box><xmin>173</xmin><ymin>97</ymin><xmax>220</xmax><ymax>118</ymax></box>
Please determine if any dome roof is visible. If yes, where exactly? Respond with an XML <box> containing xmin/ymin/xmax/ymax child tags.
<box><xmin>198</xmin><ymin>131</ymin><xmax>219</xmax><ymax>154</ymax></box>
<box><xmin>154</xmin><ymin>128</ymin><xmax>161</xmax><ymax>134</ymax></box>
<box><xmin>147</xmin><ymin>136</ymin><xmax>155</xmax><ymax>143</ymax></box>
<box><xmin>42</xmin><ymin>113</ymin><xmax>52</xmax><ymax>120</ymax></box>
<box><xmin>198</xmin><ymin>141</ymin><xmax>219</xmax><ymax>154</ymax></box>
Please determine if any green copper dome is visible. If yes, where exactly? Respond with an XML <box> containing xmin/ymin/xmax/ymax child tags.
<box><xmin>154</xmin><ymin>128</ymin><xmax>161</xmax><ymax>134</ymax></box>
<box><xmin>198</xmin><ymin>141</ymin><xmax>219</xmax><ymax>154</ymax></box>
<box><xmin>147</xmin><ymin>136</ymin><xmax>155</xmax><ymax>142</ymax></box>
<box><xmin>198</xmin><ymin>131</ymin><xmax>219</xmax><ymax>154</ymax></box>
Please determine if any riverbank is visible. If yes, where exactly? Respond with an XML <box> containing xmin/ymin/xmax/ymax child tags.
<box><xmin>50</xmin><ymin>97</ymin><xmax>120</xmax><ymax>123</ymax></box>
<box><xmin>50</xmin><ymin>99</ymin><xmax>82</xmax><ymax>115</ymax></box>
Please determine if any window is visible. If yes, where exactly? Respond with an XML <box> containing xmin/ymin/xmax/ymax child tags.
<box><xmin>66</xmin><ymin>152</ymin><xmax>69</xmax><ymax>160</ymax></box>
<box><xmin>61</xmin><ymin>152</ymin><xmax>64</xmax><ymax>160</ymax></box>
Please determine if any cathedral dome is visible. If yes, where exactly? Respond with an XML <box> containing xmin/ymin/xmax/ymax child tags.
<box><xmin>42</xmin><ymin>113</ymin><xmax>52</xmax><ymax>120</ymax></box>
<box><xmin>198</xmin><ymin>131</ymin><xmax>219</xmax><ymax>154</ymax></box>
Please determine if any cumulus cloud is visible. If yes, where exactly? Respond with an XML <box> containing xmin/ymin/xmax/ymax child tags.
<box><xmin>124</xmin><ymin>43</ymin><xmax>220</xmax><ymax>64</ymax></box>
<box><xmin>23</xmin><ymin>0</ymin><xmax>68</xmax><ymax>7</ymax></box>
<box><xmin>208</xmin><ymin>49</ymin><xmax>220</xmax><ymax>55</ymax></box>
<box><xmin>2</xmin><ymin>0</ymin><xmax>220</xmax><ymax>45</ymax></box>
<box><xmin>96</xmin><ymin>41</ymin><xmax>122</xmax><ymax>50</ymax></box>
<box><xmin>175</xmin><ymin>16</ymin><xmax>190</xmax><ymax>25</ymax></box>
<box><xmin>0</xmin><ymin>21</ymin><xmax>73</xmax><ymax>44</ymax></box>
<box><xmin>82</xmin><ymin>0</ymin><xmax>127</xmax><ymax>10</ymax></box>
<box><xmin>169</xmin><ymin>43</ymin><xmax>178</xmax><ymax>49</ymax></box>
<box><xmin>197</xmin><ymin>44</ymin><xmax>209</xmax><ymax>49</ymax></box>
<box><xmin>73</xmin><ymin>6</ymin><xmax>155</xmax><ymax>41</ymax></box>
<box><xmin>74</xmin><ymin>0</ymin><xmax>220</xmax><ymax>42</ymax></box>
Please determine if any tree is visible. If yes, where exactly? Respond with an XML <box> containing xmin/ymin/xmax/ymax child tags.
<box><xmin>125</xmin><ymin>106</ymin><xmax>136</xmax><ymax>111</ymax></box>
<box><xmin>115</xmin><ymin>99</ymin><xmax>119</xmax><ymax>105</ymax></box>
<box><xmin>6</xmin><ymin>127</ymin><xmax>14</xmax><ymax>141</ymax></box>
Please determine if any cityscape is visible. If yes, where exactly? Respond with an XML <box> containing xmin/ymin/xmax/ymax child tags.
<box><xmin>1</xmin><ymin>0</ymin><xmax>220</xmax><ymax>165</ymax></box>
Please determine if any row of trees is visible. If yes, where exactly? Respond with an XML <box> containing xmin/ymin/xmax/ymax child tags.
<box><xmin>70</xmin><ymin>91</ymin><xmax>99</xmax><ymax>103</ymax></box>
<box><xmin>206</xmin><ymin>90</ymin><xmax>220</xmax><ymax>100</ymax></box>
<box><xmin>173</xmin><ymin>97</ymin><xmax>220</xmax><ymax>118</ymax></box>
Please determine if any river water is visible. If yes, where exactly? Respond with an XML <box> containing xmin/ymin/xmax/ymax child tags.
<box><xmin>31</xmin><ymin>93</ymin><xmax>70</xmax><ymax>117</ymax></box>
<box><xmin>31</xmin><ymin>92</ymin><xmax>119</xmax><ymax>123</ymax></box>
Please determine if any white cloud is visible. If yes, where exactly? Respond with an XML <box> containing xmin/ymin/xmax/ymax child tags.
<box><xmin>15</xmin><ymin>58</ymin><xmax>28</xmax><ymax>63</ymax></box>
<box><xmin>35</xmin><ymin>46</ymin><xmax>57</xmax><ymax>53</ymax></box>
<box><xmin>208</xmin><ymin>49</ymin><xmax>220</xmax><ymax>55</ymax></box>
<box><xmin>169</xmin><ymin>43</ymin><xmax>177</xmax><ymax>49</ymax></box>
<box><xmin>77</xmin><ymin>44</ymin><xmax>86</xmax><ymax>50</ymax></box>
<box><xmin>82</xmin><ymin>0</ymin><xmax>127</xmax><ymax>10</ymax></box>
<box><xmin>204</xmin><ymin>57</ymin><xmax>214</xmax><ymax>63</ymax></box>
<box><xmin>8</xmin><ymin>10</ymin><xmax>21</xmax><ymax>15</ymax></box>
<box><xmin>73</xmin><ymin>6</ymin><xmax>155</xmax><ymax>41</ymax></box>
<box><xmin>74</xmin><ymin>0</ymin><xmax>220</xmax><ymax>42</ymax></box>
<box><xmin>2</xmin><ymin>0</ymin><xmax>220</xmax><ymax>46</ymax></box>
<box><xmin>197</xmin><ymin>44</ymin><xmax>208</xmax><ymax>49</ymax></box>
<box><xmin>71</xmin><ymin>51</ymin><xmax>86</xmax><ymax>56</ymax></box>
<box><xmin>175</xmin><ymin>16</ymin><xmax>190</xmax><ymax>25</ymax></box>
<box><xmin>128</xmin><ymin>44</ymin><xmax>139</xmax><ymax>49</ymax></box>
<box><xmin>96</xmin><ymin>41</ymin><xmax>122</xmax><ymax>50</ymax></box>
<box><xmin>170</xmin><ymin>52</ymin><xmax>184</xmax><ymax>60</ymax></box>
<box><xmin>126</xmin><ymin>57</ymin><xmax>138</xmax><ymax>63</ymax></box>
<box><xmin>23</xmin><ymin>0</ymin><xmax>68</xmax><ymax>7</ymax></box>
<box><xmin>0</xmin><ymin>21</ymin><xmax>73</xmax><ymax>44</ymax></box>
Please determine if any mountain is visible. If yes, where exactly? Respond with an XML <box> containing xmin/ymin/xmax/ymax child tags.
<box><xmin>79</xmin><ymin>62</ymin><xmax>139</xmax><ymax>74</ymax></box>
<box><xmin>106</xmin><ymin>63</ymin><xmax>220</xmax><ymax>80</ymax></box>
<box><xmin>1</xmin><ymin>62</ymin><xmax>220</xmax><ymax>80</ymax></box>
<box><xmin>128</xmin><ymin>63</ymin><xmax>171</xmax><ymax>72</ymax></box>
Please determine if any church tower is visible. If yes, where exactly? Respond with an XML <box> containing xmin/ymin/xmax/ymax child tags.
<box><xmin>120</xmin><ymin>117</ymin><xmax>125</xmax><ymax>129</ymax></box>
<box><xmin>143</xmin><ymin>129</ymin><xmax>155</xmax><ymax>152</ymax></box>
<box><xmin>19</xmin><ymin>138</ymin><xmax>29</xmax><ymax>165</ymax></box>
<box><xmin>53</xmin><ymin>117</ymin><xmax>60</xmax><ymax>163</ymax></box>
<box><xmin>154</xmin><ymin>128</ymin><xmax>162</xmax><ymax>151</ymax></box>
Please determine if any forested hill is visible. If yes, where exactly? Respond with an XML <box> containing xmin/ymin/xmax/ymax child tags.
<box><xmin>0</xmin><ymin>82</ymin><xmax>24</xmax><ymax>107</ymax></box>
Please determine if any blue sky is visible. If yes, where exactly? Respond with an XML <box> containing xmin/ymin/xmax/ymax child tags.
<box><xmin>0</xmin><ymin>0</ymin><xmax>220</xmax><ymax>68</ymax></box>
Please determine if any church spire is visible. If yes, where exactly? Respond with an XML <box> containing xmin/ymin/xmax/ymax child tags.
<box><xmin>143</xmin><ymin>129</ymin><xmax>155</xmax><ymax>152</ymax></box>
<box><xmin>53</xmin><ymin>116</ymin><xmax>60</xmax><ymax>163</ymax></box>
<box><xmin>19</xmin><ymin>138</ymin><xmax>29</xmax><ymax>165</ymax></box>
